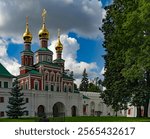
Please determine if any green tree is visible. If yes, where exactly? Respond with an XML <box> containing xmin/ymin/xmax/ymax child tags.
<box><xmin>6</xmin><ymin>79</ymin><xmax>26</xmax><ymax>119</ymax></box>
<box><xmin>88</xmin><ymin>82</ymin><xmax>100</xmax><ymax>92</ymax></box>
<box><xmin>100</xmin><ymin>0</ymin><xmax>132</xmax><ymax>116</ymax></box>
<box><xmin>122</xmin><ymin>0</ymin><xmax>150</xmax><ymax>117</ymax></box>
<box><xmin>101</xmin><ymin>0</ymin><xmax>150</xmax><ymax>117</ymax></box>
<box><xmin>79</xmin><ymin>69</ymin><xmax>89</xmax><ymax>91</ymax></box>
<box><xmin>74</xmin><ymin>83</ymin><xmax>80</xmax><ymax>93</ymax></box>
<box><xmin>87</xmin><ymin>77</ymin><xmax>102</xmax><ymax>92</ymax></box>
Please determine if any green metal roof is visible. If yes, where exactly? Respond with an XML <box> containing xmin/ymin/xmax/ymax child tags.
<box><xmin>37</xmin><ymin>47</ymin><xmax>52</xmax><ymax>51</ymax></box>
<box><xmin>0</xmin><ymin>63</ymin><xmax>15</xmax><ymax>78</ymax></box>
<box><xmin>28</xmin><ymin>70</ymin><xmax>42</xmax><ymax>75</ymax></box>
<box><xmin>35</xmin><ymin>61</ymin><xmax>61</xmax><ymax>68</ymax></box>
<box><xmin>18</xmin><ymin>70</ymin><xmax>42</xmax><ymax>78</ymax></box>
<box><xmin>53</xmin><ymin>58</ymin><xmax>65</xmax><ymax>63</ymax></box>
<box><xmin>83</xmin><ymin>95</ymin><xmax>90</xmax><ymax>99</ymax></box>
<box><xmin>62</xmin><ymin>74</ymin><xmax>74</xmax><ymax>80</ymax></box>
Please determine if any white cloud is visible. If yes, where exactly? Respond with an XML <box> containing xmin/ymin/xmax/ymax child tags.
<box><xmin>0</xmin><ymin>0</ymin><xmax>105</xmax><ymax>84</ymax></box>
<box><xmin>49</xmin><ymin>34</ymin><xmax>101</xmax><ymax>86</ymax></box>
<box><xmin>0</xmin><ymin>35</ymin><xmax>103</xmax><ymax>86</ymax></box>
<box><xmin>99</xmin><ymin>66</ymin><xmax>105</xmax><ymax>81</ymax></box>
<box><xmin>0</xmin><ymin>39</ymin><xmax>7</xmax><ymax>57</ymax></box>
<box><xmin>49</xmin><ymin>34</ymin><xmax>80</xmax><ymax>60</ymax></box>
<box><xmin>0</xmin><ymin>0</ymin><xmax>105</xmax><ymax>41</ymax></box>
<box><xmin>0</xmin><ymin>38</ymin><xmax>20</xmax><ymax>76</ymax></box>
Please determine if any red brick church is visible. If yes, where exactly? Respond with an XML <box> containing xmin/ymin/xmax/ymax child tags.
<box><xmin>18</xmin><ymin>10</ymin><xmax>74</xmax><ymax>93</ymax></box>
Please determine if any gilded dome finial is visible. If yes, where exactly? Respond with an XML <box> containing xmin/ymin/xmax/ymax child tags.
<box><xmin>38</xmin><ymin>9</ymin><xmax>49</xmax><ymax>40</ymax></box>
<box><xmin>26</xmin><ymin>16</ymin><xmax>29</xmax><ymax>31</ymax></box>
<box><xmin>23</xmin><ymin>16</ymin><xmax>32</xmax><ymax>43</ymax></box>
<box><xmin>42</xmin><ymin>9</ymin><xmax>47</xmax><ymax>25</ymax></box>
<box><xmin>56</xmin><ymin>28</ymin><xmax>63</xmax><ymax>51</ymax></box>
<box><xmin>58</xmin><ymin>28</ymin><xmax>60</xmax><ymax>39</ymax></box>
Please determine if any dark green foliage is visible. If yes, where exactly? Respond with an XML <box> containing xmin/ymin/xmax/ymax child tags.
<box><xmin>79</xmin><ymin>70</ymin><xmax>102</xmax><ymax>92</ymax></box>
<box><xmin>74</xmin><ymin>83</ymin><xmax>80</xmax><ymax>93</ymax></box>
<box><xmin>88</xmin><ymin>82</ymin><xmax>101</xmax><ymax>92</ymax></box>
<box><xmin>101</xmin><ymin>0</ymin><xmax>150</xmax><ymax>117</ymax></box>
<box><xmin>121</xmin><ymin>0</ymin><xmax>150</xmax><ymax>117</ymax></box>
<box><xmin>74</xmin><ymin>83</ymin><xmax>78</xmax><ymax>90</ymax></box>
<box><xmin>100</xmin><ymin>0</ymin><xmax>131</xmax><ymax>115</ymax></box>
<box><xmin>87</xmin><ymin>77</ymin><xmax>102</xmax><ymax>92</ymax></box>
<box><xmin>79</xmin><ymin>69</ymin><xmax>89</xmax><ymax>91</ymax></box>
<box><xmin>6</xmin><ymin>79</ymin><xmax>26</xmax><ymax>119</ymax></box>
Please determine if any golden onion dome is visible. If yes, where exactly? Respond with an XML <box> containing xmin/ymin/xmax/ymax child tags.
<box><xmin>23</xmin><ymin>16</ymin><xmax>32</xmax><ymax>42</ymax></box>
<box><xmin>38</xmin><ymin>9</ymin><xmax>49</xmax><ymax>40</ymax></box>
<box><xmin>56</xmin><ymin>29</ymin><xmax>63</xmax><ymax>51</ymax></box>
<box><xmin>38</xmin><ymin>23</ymin><xmax>49</xmax><ymax>39</ymax></box>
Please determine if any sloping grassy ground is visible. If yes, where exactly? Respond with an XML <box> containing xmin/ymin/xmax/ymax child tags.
<box><xmin>0</xmin><ymin>116</ymin><xmax>150</xmax><ymax>122</ymax></box>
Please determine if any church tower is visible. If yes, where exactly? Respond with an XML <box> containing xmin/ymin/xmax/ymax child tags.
<box><xmin>35</xmin><ymin>9</ymin><xmax>53</xmax><ymax>64</ymax></box>
<box><xmin>20</xmin><ymin>17</ymin><xmax>34</xmax><ymax>74</ymax></box>
<box><xmin>53</xmin><ymin>29</ymin><xmax>65</xmax><ymax>69</ymax></box>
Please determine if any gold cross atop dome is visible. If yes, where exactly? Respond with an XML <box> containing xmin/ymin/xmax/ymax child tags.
<box><xmin>38</xmin><ymin>9</ymin><xmax>49</xmax><ymax>40</ymax></box>
<box><xmin>42</xmin><ymin>9</ymin><xmax>47</xmax><ymax>24</ymax></box>
<box><xmin>26</xmin><ymin>16</ymin><xmax>29</xmax><ymax>25</ymax></box>
<box><xmin>58</xmin><ymin>28</ymin><xmax>60</xmax><ymax>38</ymax></box>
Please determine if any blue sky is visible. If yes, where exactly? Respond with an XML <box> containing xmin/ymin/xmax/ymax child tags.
<box><xmin>68</xmin><ymin>32</ymin><xmax>105</xmax><ymax>68</ymax></box>
<box><xmin>0</xmin><ymin>0</ymin><xmax>112</xmax><ymax>85</ymax></box>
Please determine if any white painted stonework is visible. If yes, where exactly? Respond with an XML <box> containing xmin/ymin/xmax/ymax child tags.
<box><xmin>81</xmin><ymin>91</ymin><xmax>123</xmax><ymax>116</ymax></box>
<box><xmin>0</xmin><ymin>77</ymin><xmax>118</xmax><ymax>118</ymax></box>
<box><xmin>0</xmin><ymin>82</ymin><xmax>83</xmax><ymax>117</ymax></box>
<box><xmin>2</xmin><ymin>77</ymin><xmax>150</xmax><ymax>118</ymax></box>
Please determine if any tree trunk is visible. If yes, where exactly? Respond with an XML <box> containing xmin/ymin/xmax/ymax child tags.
<box><xmin>144</xmin><ymin>98</ymin><xmax>149</xmax><ymax>117</ymax></box>
<box><xmin>136</xmin><ymin>106</ymin><xmax>141</xmax><ymax>117</ymax></box>
<box><xmin>145</xmin><ymin>71</ymin><xmax>150</xmax><ymax>117</ymax></box>
<box><xmin>115</xmin><ymin>111</ymin><xmax>117</xmax><ymax>117</ymax></box>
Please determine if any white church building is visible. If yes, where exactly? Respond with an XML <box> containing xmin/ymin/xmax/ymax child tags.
<box><xmin>0</xmin><ymin>10</ymin><xmax>115</xmax><ymax>118</ymax></box>
<box><xmin>0</xmin><ymin>62</ymin><xmax>116</xmax><ymax>118</ymax></box>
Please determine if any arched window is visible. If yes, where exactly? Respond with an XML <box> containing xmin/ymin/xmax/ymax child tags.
<box><xmin>30</xmin><ymin>56</ymin><xmax>32</xmax><ymax>65</ymax></box>
<box><xmin>34</xmin><ymin>80</ymin><xmax>39</xmax><ymax>90</ymax></box>
<box><xmin>57</xmin><ymin>76</ymin><xmax>59</xmax><ymax>82</ymax></box>
<box><xmin>128</xmin><ymin>109</ymin><xmax>131</xmax><ymax>115</ymax></box>
<box><xmin>69</xmin><ymin>86</ymin><xmax>72</xmax><ymax>92</ymax></box>
<box><xmin>57</xmin><ymin>85</ymin><xmax>59</xmax><ymax>92</ymax></box>
<box><xmin>56</xmin><ymin>73</ymin><xmax>60</xmax><ymax>82</ymax></box>
<box><xmin>51</xmin><ymin>73</ymin><xmax>55</xmax><ymax>82</ymax></box>
<box><xmin>45</xmin><ymin>72</ymin><xmax>49</xmax><ymax>81</ymax></box>
<box><xmin>51</xmin><ymin>84</ymin><xmax>54</xmax><ymax>91</ymax></box>
<box><xmin>25</xmin><ymin>56</ymin><xmax>28</xmax><ymax>65</ymax></box>
<box><xmin>64</xmin><ymin>84</ymin><xmax>67</xmax><ymax>92</ymax></box>
<box><xmin>25</xmin><ymin>81</ymin><xmax>28</xmax><ymax>90</ymax></box>
<box><xmin>45</xmin><ymin>84</ymin><xmax>49</xmax><ymax>91</ymax></box>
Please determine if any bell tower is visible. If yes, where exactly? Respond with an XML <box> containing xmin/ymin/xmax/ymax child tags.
<box><xmin>35</xmin><ymin>9</ymin><xmax>53</xmax><ymax>64</ymax></box>
<box><xmin>20</xmin><ymin>16</ymin><xmax>34</xmax><ymax>74</ymax></box>
<box><xmin>53</xmin><ymin>29</ymin><xmax>65</xmax><ymax>69</ymax></box>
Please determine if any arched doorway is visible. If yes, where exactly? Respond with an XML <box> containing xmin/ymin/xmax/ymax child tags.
<box><xmin>37</xmin><ymin>105</ymin><xmax>45</xmax><ymax>117</ymax></box>
<box><xmin>90</xmin><ymin>101</ymin><xmax>95</xmax><ymax>116</ymax></box>
<box><xmin>71</xmin><ymin>106</ymin><xmax>77</xmax><ymax>117</ymax></box>
<box><xmin>53</xmin><ymin>102</ymin><xmax>65</xmax><ymax>117</ymax></box>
